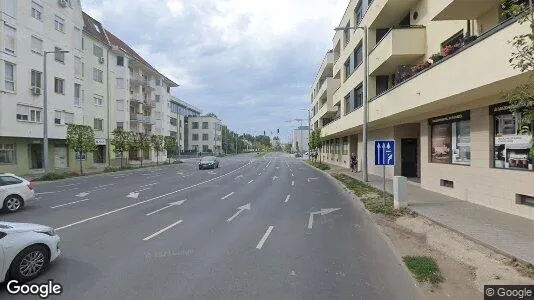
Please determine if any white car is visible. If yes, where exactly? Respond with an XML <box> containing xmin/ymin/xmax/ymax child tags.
<box><xmin>0</xmin><ymin>173</ymin><xmax>35</xmax><ymax>213</ymax></box>
<box><xmin>0</xmin><ymin>222</ymin><xmax>61</xmax><ymax>283</ymax></box>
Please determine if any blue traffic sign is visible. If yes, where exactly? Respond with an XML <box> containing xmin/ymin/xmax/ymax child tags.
<box><xmin>375</xmin><ymin>140</ymin><xmax>395</xmax><ymax>166</ymax></box>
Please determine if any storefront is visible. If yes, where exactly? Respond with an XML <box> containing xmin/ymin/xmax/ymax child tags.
<box><xmin>429</xmin><ymin>110</ymin><xmax>471</xmax><ymax>166</ymax></box>
<box><xmin>94</xmin><ymin>139</ymin><xmax>107</xmax><ymax>164</ymax></box>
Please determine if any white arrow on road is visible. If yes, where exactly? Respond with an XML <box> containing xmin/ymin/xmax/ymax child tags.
<box><xmin>226</xmin><ymin>203</ymin><xmax>251</xmax><ymax>222</ymax></box>
<box><xmin>76</xmin><ymin>192</ymin><xmax>89</xmax><ymax>197</ymax></box>
<box><xmin>307</xmin><ymin>177</ymin><xmax>319</xmax><ymax>183</ymax></box>
<box><xmin>272</xmin><ymin>176</ymin><xmax>279</xmax><ymax>181</ymax></box>
<box><xmin>307</xmin><ymin>208</ymin><xmax>341</xmax><ymax>229</ymax></box>
<box><xmin>235</xmin><ymin>175</ymin><xmax>243</xmax><ymax>180</ymax></box>
<box><xmin>127</xmin><ymin>187</ymin><xmax>152</xmax><ymax>199</ymax></box>
<box><xmin>146</xmin><ymin>200</ymin><xmax>186</xmax><ymax>216</ymax></box>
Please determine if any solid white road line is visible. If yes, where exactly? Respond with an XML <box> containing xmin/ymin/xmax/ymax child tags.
<box><xmin>50</xmin><ymin>198</ymin><xmax>90</xmax><ymax>209</ymax></box>
<box><xmin>145</xmin><ymin>200</ymin><xmax>186</xmax><ymax>216</ymax></box>
<box><xmin>291</xmin><ymin>173</ymin><xmax>294</xmax><ymax>177</ymax></box>
<box><xmin>284</xmin><ymin>195</ymin><xmax>291</xmax><ymax>203</ymax></box>
<box><xmin>142</xmin><ymin>220</ymin><xmax>183</xmax><ymax>241</ymax></box>
<box><xmin>36</xmin><ymin>192</ymin><xmax>58</xmax><ymax>195</ymax></box>
<box><xmin>56</xmin><ymin>183</ymin><xmax>80</xmax><ymax>188</ymax></box>
<box><xmin>248</xmin><ymin>180</ymin><xmax>254</xmax><ymax>184</ymax></box>
<box><xmin>256</xmin><ymin>226</ymin><xmax>274</xmax><ymax>250</ymax></box>
<box><xmin>291</xmin><ymin>181</ymin><xmax>295</xmax><ymax>186</ymax></box>
<box><xmin>55</xmin><ymin>162</ymin><xmax>251</xmax><ymax>231</ymax></box>
<box><xmin>221</xmin><ymin>192</ymin><xmax>235</xmax><ymax>200</ymax></box>
<box><xmin>139</xmin><ymin>183</ymin><xmax>158</xmax><ymax>188</ymax></box>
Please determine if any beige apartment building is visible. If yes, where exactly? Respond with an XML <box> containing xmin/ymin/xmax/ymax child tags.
<box><xmin>187</xmin><ymin>116</ymin><xmax>222</xmax><ymax>155</ymax></box>
<box><xmin>311</xmin><ymin>0</ymin><xmax>534</xmax><ymax>219</ymax></box>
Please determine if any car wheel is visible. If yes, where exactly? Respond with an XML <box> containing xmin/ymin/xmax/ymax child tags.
<box><xmin>3</xmin><ymin>195</ymin><xmax>24</xmax><ymax>213</ymax></box>
<box><xmin>9</xmin><ymin>245</ymin><xmax>50</xmax><ymax>283</ymax></box>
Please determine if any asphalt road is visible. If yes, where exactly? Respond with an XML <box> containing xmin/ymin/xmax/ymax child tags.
<box><xmin>0</xmin><ymin>153</ymin><xmax>422</xmax><ymax>299</ymax></box>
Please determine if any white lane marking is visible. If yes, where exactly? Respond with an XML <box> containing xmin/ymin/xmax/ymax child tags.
<box><xmin>36</xmin><ymin>187</ymin><xmax>80</xmax><ymax>195</ymax></box>
<box><xmin>291</xmin><ymin>173</ymin><xmax>294</xmax><ymax>177</ymax></box>
<box><xmin>139</xmin><ymin>183</ymin><xmax>158</xmax><ymax>188</ymax></box>
<box><xmin>142</xmin><ymin>220</ymin><xmax>183</xmax><ymax>241</ymax></box>
<box><xmin>256</xmin><ymin>226</ymin><xmax>274</xmax><ymax>250</ymax></box>
<box><xmin>55</xmin><ymin>162</ymin><xmax>251</xmax><ymax>231</ymax></box>
<box><xmin>56</xmin><ymin>183</ymin><xmax>80</xmax><ymax>188</ymax></box>
<box><xmin>291</xmin><ymin>181</ymin><xmax>295</xmax><ymax>186</ymax></box>
<box><xmin>76</xmin><ymin>192</ymin><xmax>89</xmax><ymax>197</ymax></box>
<box><xmin>145</xmin><ymin>200</ymin><xmax>186</xmax><ymax>216</ymax></box>
<box><xmin>127</xmin><ymin>188</ymin><xmax>150</xmax><ymax>199</ymax></box>
<box><xmin>307</xmin><ymin>177</ymin><xmax>319</xmax><ymax>183</ymax></box>
<box><xmin>284</xmin><ymin>195</ymin><xmax>291</xmax><ymax>203</ymax></box>
<box><xmin>235</xmin><ymin>175</ymin><xmax>243</xmax><ymax>180</ymax></box>
<box><xmin>176</xmin><ymin>172</ymin><xmax>184</xmax><ymax>175</ymax></box>
<box><xmin>50</xmin><ymin>198</ymin><xmax>90</xmax><ymax>209</ymax></box>
<box><xmin>221</xmin><ymin>192</ymin><xmax>235</xmax><ymax>200</ymax></box>
<box><xmin>258</xmin><ymin>173</ymin><xmax>262</xmax><ymax>176</ymax></box>
<box><xmin>226</xmin><ymin>203</ymin><xmax>251</xmax><ymax>222</ymax></box>
<box><xmin>308</xmin><ymin>208</ymin><xmax>341</xmax><ymax>229</ymax></box>
<box><xmin>36</xmin><ymin>191</ymin><xmax>57</xmax><ymax>195</ymax></box>
<box><xmin>248</xmin><ymin>180</ymin><xmax>254</xmax><ymax>184</ymax></box>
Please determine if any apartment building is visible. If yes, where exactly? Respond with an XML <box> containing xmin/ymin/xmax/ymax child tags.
<box><xmin>165</xmin><ymin>96</ymin><xmax>201</xmax><ymax>157</ymax></box>
<box><xmin>312</xmin><ymin>0</ymin><xmax>534</xmax><ymax>219</ymax></box>
<box><xmin>187</xmin><ymin>116</ymin><xmax>222</xmax><ymax>155</ymax></box>
<box><xmin>292</xmin><ymin>126</ymin><xmax>309</xmax><ymax>153</ymax></box>
<box><xmin>0</xmin><ymin>0</ymin><xmax>84</xmax><ymax>174</ymax></box>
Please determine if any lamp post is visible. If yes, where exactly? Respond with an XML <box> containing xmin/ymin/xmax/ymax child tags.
<box><xmin>334</xmin><ymin>25</ymin><xmax>368</xmax><ymax>182</ymax></box>
<box><xmin>175</xmin><ymin>105</ymin><xmax>181</xmax><ymax>160</ymax></box>
<box><xmin>43</xmin><ymin>49</ymin><xmax>69</xmax><ymax>174</ymax></box>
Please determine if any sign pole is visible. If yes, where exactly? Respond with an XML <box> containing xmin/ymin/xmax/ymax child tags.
<box><xmin>383</xmin><ymin>165</ymin><xmax>386</xmax><ymax>205</ymax></box>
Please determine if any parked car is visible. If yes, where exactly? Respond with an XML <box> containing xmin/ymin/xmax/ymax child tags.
<box><xmin>199</xmin><ymin>156</ymin><xmax>220</xmax><ymax>170</ymax></box>
<box><xmin>0</xmin><ymin>221</ymin><xmax>61</xmax><ymax>283</ymax></box>
<box><xmin>0</xmin><ymin>174</ymin><xmax>35</xmax><ymax>213</ymax></box>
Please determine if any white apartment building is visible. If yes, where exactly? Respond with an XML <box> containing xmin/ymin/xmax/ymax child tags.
<box><xmin>311</xmin><ymin>0</ymin><xmax>534</xmax><ymax>219</ymax></box>
<box><xmin>164</xmin><ymin>96</ymin><xmax>201</xmax><ymax>157</ymax></box>
<box><xmin>0</xmin><ymin>0</ymin><xmax>84</xmax><ymax>174</ymax></box>
<box><xmin>187</xmin><ymin>116</ymin><xmax>222</xmax><ymax>155</ymax></box>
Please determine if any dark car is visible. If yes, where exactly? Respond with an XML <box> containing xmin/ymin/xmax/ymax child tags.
<box><xmin>199</xmin><ymin>156</ymin><xmax>219</xmax><ymax>170</ymax></box>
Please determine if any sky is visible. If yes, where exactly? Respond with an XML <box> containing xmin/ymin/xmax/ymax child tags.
<box><xmin>82</xmin><ymin>0</ymin><xmax>348</xmax><ymax>143</ymax></box>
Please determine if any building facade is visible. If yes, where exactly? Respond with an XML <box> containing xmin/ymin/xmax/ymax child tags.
<box><xmin>292</xmin><ymin>126</ymin><xmax>309</xmax><ymax>153</ymax></box>
<box><xmin>187</xmin><ymin>116</ymin><xmax>222</xmax><ymax>155</ymax></box>
<box><xmin>311</xmin><ymin>0</ymin><xmax>534</xmax><ymax>219</ymax></box>
<box><xmin>165</xmin><ymin>96</ymin><xmax>201</xmax><ymax>157</ymax></box>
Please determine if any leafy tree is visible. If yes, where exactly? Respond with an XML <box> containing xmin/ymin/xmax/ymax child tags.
<box><xmin>151</xmin><ymin>135</ymin><xmax>164</xmax><ymax>166</ymax></box>
<box><xmin>284</xmin><ymin>143</ymin><xmax>292</xmax><ymax>153</ymax></box>
<box><xmin>111</xmin><ymin>128</ymin><xmax>130</xmax><ymax>168</ymax></box>
<box><xmin>66</xmin><ymin>124</ymin><xmax>96</xmax><ymax>175</ymax></box>
<box><xmin>138</xmin><ymin>133</ymin><xmax>151</xmax><ymax>167</ymax></box>
<box><xmin>501</xmin><ymin>0</ymin><xmax>534</xmax><ymax>158</ymax></box>
<box><xmin>164</xmin><ymin>136</ymin><xmax>177</xmax><ymax>163</ymax></box>
<box><xmin>127</xmin><ymin>132</ymin><xmax>141</xmax><ymax>165</ymax></box>
<box><xmin>308</xmin><ymin>128</ymin><xmax>323</xmax><ymax>162</ymax></box>
<box><xmin>204</xmin><ymin>113</ymin><xmax>219</xmax><ymax>118</ymax></box>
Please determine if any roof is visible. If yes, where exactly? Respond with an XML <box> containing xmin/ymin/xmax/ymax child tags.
<box><xmin>82</xmin><ymin>12</ymin><xmax>109</xmax><ymax>45</ymax></box>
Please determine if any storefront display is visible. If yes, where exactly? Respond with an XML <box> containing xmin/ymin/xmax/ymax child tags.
<box><xmin>491</xmin><ymin>103</ymin><xmax>533</xmax><ymax>171</ymax></box>
<box><xmin>429</xmin><ymin>111</ymin><xmax>471</xmax><ymax>165</ymax></box>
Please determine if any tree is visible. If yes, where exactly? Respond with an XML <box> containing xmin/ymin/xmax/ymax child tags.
<box><xmin>308</xmin><ymin>128</ymin><xmax>323</xmax><ymax>162</ymax></box>
<box><xmin>284</xmin><ymin>143</ymin><xmax>292</xmax><ymax>153</ymax></box>
<box><xmin>151</xmin><ymin>135</ymin><xmax>164</xmax><ymax>166</ymax></box>
<box><xmin>127</xmin><ymin>132</ymin><xmax>141</xmax><ymax>165</ymax></box>
<box><xmin>111</xmin><ymin>128</ymin><xmax>130</xmax><ymax>169</ymax></box>
<box><xmin>66</xmin><ymin>124</ymin><xmax>96</xmax><ymax>175</ymax></box>
<box><xmin>501</xmin><ymin>0</ymin><xmax>534</xmax><ymax>158</ymax></box>
<box><xmin>204</xmin><ymin>112</ymin><xmax>219</xmax><ymax>118</ymax></box>
<box><xmin>138</xmin><ymin>133</ymin><xmax>151</xmax><ymax>167</ymax></box>
<box><xmin>296</xmin><ymin>141</ymin><xmax>300</xmax><ymax>154</ymax></box>
<box><xmin>164</xmin><ymin>136</ymin><xmax>177</xmax><ymax>164</ymax></box>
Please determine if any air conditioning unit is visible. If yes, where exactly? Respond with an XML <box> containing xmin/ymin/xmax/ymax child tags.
<box><xmin>99</xmin><ymin>57</ymin><xmax>105</xmax><ymax>64</ymax></box>
<box><xmin>31</xmin><ymin>86</ymin><xmax>41</xmax><ymax>95</ymax></box>
<box><xmin>58</xmin><ymin>0</ymin><xmax>68</xmax><ymax>8</ymax></box>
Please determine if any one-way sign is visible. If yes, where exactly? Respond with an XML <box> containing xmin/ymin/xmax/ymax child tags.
<box><xmin>375</xmin><ymin>140</ymin><xmax>395</xmax><ymax>166</ymax></box>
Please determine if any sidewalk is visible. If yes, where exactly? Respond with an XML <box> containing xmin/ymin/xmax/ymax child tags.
<box><xmin>327</xmin><ymin>164</ymin><xmax>534</xmax><ymax>266</ymax></box>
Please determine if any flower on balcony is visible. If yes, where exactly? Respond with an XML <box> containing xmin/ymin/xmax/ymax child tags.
<box><xmin>430</xmin><ymin>53</ymin><xmax>444</xmax><ymax>63</ymax></box>
<box><xmin>410</xmin><ymin>60</ymin><xmax>431</xmax><ymax>73</ymax></box>
<box><xmin>442</xmin><ymin>44</ymin><xmax>460</xmax><ymax>56</ymax></box>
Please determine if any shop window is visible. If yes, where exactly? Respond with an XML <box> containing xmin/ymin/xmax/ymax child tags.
<box><xmin>429</xmin><ymin>111</ymin><xmax>471</xmax><ymax>165</ymax></box>
<box><xmin>491</xmin><ymin>102</ymin><xmax>533</xmax><ymax>171</ymax></box>
<box><xmin>342</xmin><ymin>137</ymin><xmax>349</xmax><ymax>155</ymax></box>
<box><xmin>517</xmin><ymin>194</ymin><xmax>534</xmax><ymax>207</ymax></box>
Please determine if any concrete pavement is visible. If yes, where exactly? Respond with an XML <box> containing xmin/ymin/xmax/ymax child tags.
<box><xmin>1</xmin><ymin>153</ymin><xmax>422</xmax><ymax>299</ymax></box>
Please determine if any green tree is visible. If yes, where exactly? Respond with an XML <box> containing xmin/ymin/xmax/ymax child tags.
<box><xmin>66</xmin><ymin>124</ymin><xmax>96</xmax><ymax>175</ymax></box>
<box><xmin>110</xmin><ymin>128</ymin><xmax>130</xmax><ymax>169</ymax></box>
<box><xmin>151</xmin><ymin>134</ymin><xmax>164</xmax><ymax>166</ymax></box>
<box><xmin>127</xmin><ymin>132</ymin><xmax>141</xmax><ymax>165</ymax></box>
<box><xmin>138</xmin><ymin>133</ymin><xmax>151</xmax><ymax>167</ymax></box>
<box><xmin>284</xmin><ymin>143</ymin><xmax>292</xmax><ymax>153</ymax></box>
<box><xmin>164</xmin><ymin>136</ymin><xmax>177</xmax><ymax>163</ymax></box>
<box><xmin>501</xmin><ymin>0</ymin><xmax>534</xmax><ymax>158</ymax></box>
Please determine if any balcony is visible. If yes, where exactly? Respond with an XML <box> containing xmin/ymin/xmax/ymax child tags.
<box><xmin>144</xmin><ymin>100</ymin><xmax>156</xmax><ymax>108</ymax></box>
<box><xmin>130</xmin><ymin>114</ymin><xmax>144</xmax><ymax>122</ymax></box>
<box><xmin>130</xmin><ymin>74</ymin><xmax>144</xmax><ymax>86</ymax></box>
<box><xmin>369</xmin><ymin>26</ymin><xmax>426</xmax><ymax>76</ymax></box>
<box><xmin>433</xmin><ymin>0</ymin><xmax>498</xmax><ymax>21</ymax></box>
<box><xmin>366</xmin><ymin>0</ymin><xmax>421</xmax><ymax>29</ymax></box>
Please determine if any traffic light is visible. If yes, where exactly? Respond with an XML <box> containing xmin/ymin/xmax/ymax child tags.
<box><xmin>277</xmin><ymin>129</ymin><xmax>279</xmax><ymax>134</ymax></box>
<box><xmin>263</xmin><ymin>131</ymin><xmax>266</xmax><ymax>136</ymax></box>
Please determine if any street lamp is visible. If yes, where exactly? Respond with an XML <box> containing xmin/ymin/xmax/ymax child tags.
<box><xmin>43</xmin><ymin>49</ymin><xmax>69</xmax><ymax>174</ymax></box>
<box><xmin>334</xmin><ymin>25</ymin><xmax>368</xmax><ymax>182</ymax></box>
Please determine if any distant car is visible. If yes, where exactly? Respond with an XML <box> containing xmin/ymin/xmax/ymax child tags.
<box><xmin>0</xmin><ymin>174</ymin><xmax>35</xmax><ymax>213</ymax></box>
<box><xmin>0</xmin><ymin>221</ymin><xmax>61</xmax><ymax>283</ymax></box>
<box><xmin>295</xmin><ymin>153</ymin><xmax>302</xmax><ymax>158</ymax></box>
<box><xmin>199</xmin><ymin>156</ymin><xmax>219</xmax><ymax>170</ymax></box>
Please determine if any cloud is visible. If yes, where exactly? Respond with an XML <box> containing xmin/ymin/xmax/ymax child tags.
<box><xmin>81</xmin><ymin>0</ymin><xmax>347</xmax><ymax>141</ymax></box>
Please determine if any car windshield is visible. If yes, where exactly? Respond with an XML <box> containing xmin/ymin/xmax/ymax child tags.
<box><xmin>201</xmin><ymin>157</ymin><xmax>215</xmax><ymax>162</ymax></box>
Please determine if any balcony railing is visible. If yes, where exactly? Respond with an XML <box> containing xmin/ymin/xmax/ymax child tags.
<box><xmin>130</xmin><ymin>114</ymin><xmax>144</xmax><ymax>122</ymax></box>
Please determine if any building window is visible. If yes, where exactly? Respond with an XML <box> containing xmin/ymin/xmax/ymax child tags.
<box><xmin>344</xmin><ymin>93</ymin><xmax>351</xmax><ymax>115</ymax></box>
<box><xmin>343</xmin><ymin>21</ymin><xmax>350</xmax><ymax>46</ymax></box>
<box><xmin>54</xmin><ymin>77</ymin><xmax>64</xmax><ymax>94</ymax></box>
<box><xmin>54</xmin><ymin>15</ymin><xmax>65</xmax><ymax>33</ymax></box>
<box><xmin>74</xmin><ymin>56</ymin><xmax>82</xmax><ymax>77</ymax></box>
<box><xmin>0</xmin><ymin>144</ymin><xmax>16</xmax><ymax>164</ymax></box>
<box><xmin>31</xmin><ymin>1</ymin><xmax>43</xmax><ymax>21</ymax></box>
<box><xmin>4</xmin><ymin>0</ymin><xmax>16</xmax><ymax>17</ymax></box>
<box><xmin>202</xmin><ymin>145</ymin><xmax>209</xmax><ymax>152</ymax></box>
<box><xmin>155</xmin><ymin>78</ymin><xmax>161</xmax><ymax>86</ymax></box>
<box><xmin>491</xmin><ymin>102</ymin><xmax>533</xmax><ymax>171</ymax></box>
<box><xmin>344</xmin><ymin>58</ymin><xmax>351</xmax><ymax>81</ymax></box>
<box><xmin>4</xmin><ymin>62</ymin><xmax>14</xmax><ymax>91</ymax></box>
<box><xmin>74</xmin><ymin>27</ymin><xmax>82</xmax><ymax>50</ymax></box>
<box><xmin>116</xmin><ymin>99</ymin><xmax>124</xmax><ymax>111</ymax></box>
<box><xmin>354</xmin><ymin>1</ymin><xmax>363</xmax><ymax>25</ymax></box>
<box><xmin>94</xmin><ymin>118</ymin><xmax>103</xmax><ymax>131</ymax></box>
<box><xmin>94</xmin><ymin>96</ymin><xmax>103</xmax><ymax>106</ymax></box>
<box><xmin>54</xmin><ymin>111</ymin><xmax>72</xmax><ymax>125</ymax></box>
<box><xmin>93</xmin><ymin>68</ymin><xmax>103</xmax><ymax>83</ymax></box>
<box><xmin>192</xmin><ymin>134</ymin><xmax>199</xmax><ymax>141</ymax></box>
<box><xmin>116</xmin><ymin>122</ymin><xmax>124</xmax><ymax>129</ymax></box>
<box><xmin>4</xmin><ymin>24</ymin><xmax>16</xmax><ymax>55</ymax></box>
<box><xmin>170</xmin><ymin>117</ymin><xmax>177</xmax><ymax>126</ymax></box>
<box><xmin>354</xmin><ymin>84</ymin><xmax>363</xmax><ymax>109</ymax></box>
<box><xmin>155</xmin><ymin>95</ymin><xmax>160</xmax><ymax>102</ymax></box>
<box><xmin>202</xmin><ymin>122</ymin><xmax>209</xmax><ymax>129</ymax></box>
<box><xmin>74</xmin><ymin>83</ymin><xmax>81</xmax><ymax>106</ymax></box>
<box><xmin>31</xmin><ymin>36</ymin><xmax>43</xmax><ymax>54</ymax></box>
<box><xmin>93</xmin><ymin>44</ymin><xmax>103</xmax><ymax>57</ymax></box>
<box><xmin>16</xmin><ymin>104</ymin><xmax>41</xmax><ymax>123</ymax></box>
<box><xmin>64</xmin><ymin>112</ymin><xmax>74</xmax><ymax>124</ymax></box>
<box><xmin>117</xmin><ymin>56</ymin><xmax>124</xmax><ymax>66</ymax></box>
<box><xmin>54</xmin><ymin>46</ymin><xmax>65</xmax><ymax>62</ymax></box>
<box><xmin>202</xmin><ymin>134</ymin><xmax>209</xmax><ymax>141</ymax></box>
<box><xmin>354</xmin><ymin>42</ymin><xmax>363</xmax><ymax>69</ymax></box>
<box><xmin>31</xmin><ymin>69</ymin><xmax>42</xmax><ymax>88</ymax></box>
<box><xmin>192</xmin><ymin>122</ymin><xmax>199</xmax><ymax>129</ymax></box>
<box><xmin>429</xmin><ymin>111</ymin><xmax>471</xmax><ymax>165</ymax></box>
<box><xmin>342</xmin><ymin>137</ymin><xmax>349</xmax><ymax>155</ymax></box>
<box><xmin>116</xmin><ymin>78</ymin><xmax>124</xmax><ymax>89</ymax></box>
<box><xmin>376</xmin><ymin>75</ymin><xmax>389</xmax><ymax>95</ymax></box>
